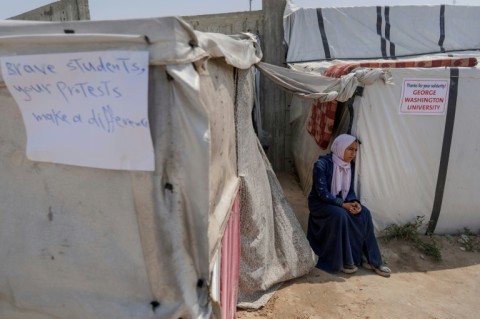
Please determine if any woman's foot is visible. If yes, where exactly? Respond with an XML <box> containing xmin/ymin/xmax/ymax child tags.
<box><xmin>341</xmin><ymin>264</ymin><xmax>358</xmax><ymax>274</ymax></box>
<box><xmin>362</xmin><ymin>262</ymin><xmax>391</xmax><ymax>277</ymax></box>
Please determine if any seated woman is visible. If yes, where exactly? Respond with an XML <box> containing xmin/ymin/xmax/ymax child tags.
<box><xmin>307</xmin><ymin>134</ymin><xmax>391</xmax><ymax>277</ymax></box>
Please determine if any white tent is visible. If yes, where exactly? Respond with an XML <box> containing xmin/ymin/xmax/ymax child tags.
<box><xmin>261</xmin><ymin>1</ymin><xmax>480</xmax><ymax>235</ymax></box>
<box><xmin>0</xmin><ymin>16</ymin><xmax>315</xmax><ymax>319</ymax></box>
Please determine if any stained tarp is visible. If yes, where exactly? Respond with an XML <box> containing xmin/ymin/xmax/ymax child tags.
<box><xmin>0</xmin><ymin>16</ymin><xmax>261</xmax><ymax>319</ymax></box>
<box><xmin>256</xmin><ymin>61</ymin><xmax>388</xmax><ymax>102</ymax></box>
<box><xmin>234</xmin><ymin>68</ymin><xmax>316</xmax><ymax>309</ymax></box>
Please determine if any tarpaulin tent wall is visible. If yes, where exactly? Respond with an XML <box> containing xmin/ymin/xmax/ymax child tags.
<box><xmin>0</xmin><ymin>15</ymin><xmax>315</xmax><ymax>318</ymax></box>
<box><xmin>234</xmin><ymin>67</ymin><xmax>315</xmax><ymax>310</ymax></box>
<box><xmin>272</xmin><ymin>1</ymin><xmax>480</xmax><ymax>235</ymax></box>
<box><xmin>0</xmin><ymin>16</ymin><xmax>250</xmax><ymax>319</ymax></box>
<box><xmin>285</xmin><ymin>55</ymin><xmax>480</xmax><ymax>235</ymax></box>
<box><xmin>0</xmin><ymin>16</ymin><xmax>219</xmax><ymax>319</ymax></box>
<box><xmin>283</xmin><ymin>1</ymin><xmax>480</xmax><ymax>62</ymax></box>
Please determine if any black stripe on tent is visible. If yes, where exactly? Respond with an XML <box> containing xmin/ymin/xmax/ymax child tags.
<box><xmin>384</xmin><ymin>6</ymin><xmax>396</xmax><ymax>58</ymax></box>
<box><xmin>376</xmin><ymin>7</ymin><xmax>387</xmax><ymax>58</ymax></box>
<box><xmin>316</xmin><ymin>8</ymin><xmax>331</xmax><ymax>59</ymax></box>
<box><xmin>438</xmin><ymin>5</ymin><xmax>446</xmax><ymax>53</ymax></box>
<box><xmin>377</xmin><ymin>6</ymin><xmax>387</xmax><ymax>59</ymax></box>
<box><xmin>427</xmin><ymin>68</ymin><xmax>459</xmax><ymax>234</ymax></box>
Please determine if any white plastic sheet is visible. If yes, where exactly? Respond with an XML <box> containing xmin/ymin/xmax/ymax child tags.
<box><xmin>435</xmin><ymin>68</ymin><xmax>480</xmax><ymax>233</ymax></box>
<box><xmin>289</xmin><ymin>63</ymin><xmax>480</xmax><ymax>234</ymax></box>
<box><xmin>353</xmin><ymin>68</ymin><xmax>448</xmax><ymax>233</ymax></box>
<box><xmin>284</xmin><ymin>2</ymin><xmax>480</xmax><ymax>62</ymax></box>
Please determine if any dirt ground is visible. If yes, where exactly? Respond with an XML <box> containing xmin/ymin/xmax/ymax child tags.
<box><xmin>237</xmin><ymin>172</ymin><xmax>480</xmax><ymax>319</ymax></box>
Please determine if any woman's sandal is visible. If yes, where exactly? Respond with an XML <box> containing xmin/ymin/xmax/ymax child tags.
<box><xmin>362</xmin><ymin>262</ymin><xmax>391</xmax><ymax>278</ymax></box>
<box><xmin>341</xmin><ymin>264</ymin><xmax>358</xmax><ymax>274</ymax></box>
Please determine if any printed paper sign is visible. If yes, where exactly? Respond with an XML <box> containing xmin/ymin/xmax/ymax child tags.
<box><xmin>399</xmin><ymin>78</ymin><xmax>450</xmax><ymax>115</ymax></box>
<box><xmin>1</xmin><ymin>51</ymin><xmax>154</xmax><ymax>171</ymax></box>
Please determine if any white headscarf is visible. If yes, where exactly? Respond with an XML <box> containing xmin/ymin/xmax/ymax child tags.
<box><xmin>330</xmin><ymin>134</ymin><xmax>357</xmax><ymax>200</ymax></box>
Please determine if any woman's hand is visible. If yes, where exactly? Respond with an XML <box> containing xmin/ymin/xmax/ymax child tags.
<box><xmin>342</xmin><ymin>202</ymin><xmax>362</xmax><ymax>215</ymax></box>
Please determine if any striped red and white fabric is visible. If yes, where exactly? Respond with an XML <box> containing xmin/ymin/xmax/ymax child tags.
<box><xmin>307</xmin><ymin>57</ymin><xmax>478</xmax><ymax>149</ymax></box>
<box><xmin>220</xmin><ymin>193</ymin><xmax>241</xmax><ymax>319</ymax></box>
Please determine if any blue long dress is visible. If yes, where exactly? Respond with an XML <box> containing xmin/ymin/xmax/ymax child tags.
<box><xmin>307</xmin><ymin>154</ymin><xmax>383</xmax><ymax>273</ymax></box>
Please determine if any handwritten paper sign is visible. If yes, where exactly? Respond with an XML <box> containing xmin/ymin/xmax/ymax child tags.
<box><xmin>1</xmin><ymin>51</ymin><xmax>154</xmax><ymax>171</ymax></box>
<box><xmin>399</xmin><ymin>78</ymin><xmax>450</xmax><ymax>115</ymax></box>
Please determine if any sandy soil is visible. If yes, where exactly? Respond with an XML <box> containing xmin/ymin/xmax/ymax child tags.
<box><xmin>237</xmin><ymin>172</ymin><xmax>480</xmax><ymax>319</ymax></box>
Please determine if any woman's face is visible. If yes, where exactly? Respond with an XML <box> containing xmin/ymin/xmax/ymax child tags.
<box><xmin>343</xmin><ymin>141</ymin><xmax>358</xmax><ymax>163</ymax></box>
